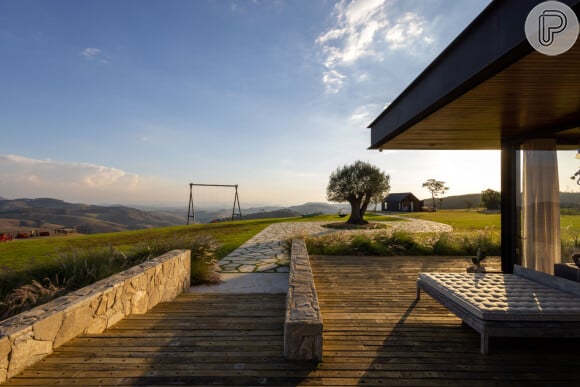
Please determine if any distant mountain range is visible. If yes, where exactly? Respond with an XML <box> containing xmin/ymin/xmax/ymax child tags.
<box><xmin>1</xmin><ymin>193</ymin><xmax>577</xmax><ymax>235</ymax></box>
<box><xmin>0</xmin><ymin>198</ymin><xmax>348</xmax><ymax>235</ymax></box>
<box><xmin>187</xmin><ymin>202</ymin><xmax>348</xmax><ymax>223</ymax></box>
<box><xmin>0</xmin><ymin>198</ymin><xmax>184</xmax><ymax>235</ymax></box>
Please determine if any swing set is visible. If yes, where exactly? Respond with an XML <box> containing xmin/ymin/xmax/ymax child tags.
<box><xmin>187</xmin><ymin>183</ymin><xmax>242</xmax><ymax>224</ymax></box>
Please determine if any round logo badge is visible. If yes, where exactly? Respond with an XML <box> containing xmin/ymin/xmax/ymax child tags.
<box><xmin>525</xmin><ymin>1</ymin><xmax>579</xmax><ymax>56</ymax></box>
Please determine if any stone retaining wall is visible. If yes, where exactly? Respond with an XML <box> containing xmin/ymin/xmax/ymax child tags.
<box><xmin>284</xmin><ymin>239</ymin><xmax>323</xmax><ymax>362</ymax></box>
<box><xmin>0</xmin><ymin>249</ymin><xmax>191</xmax><ymax>382</ymax></box>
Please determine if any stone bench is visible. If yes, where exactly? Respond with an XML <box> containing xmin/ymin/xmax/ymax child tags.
<box><xmin>284</xmin><ymin>239</ymin><xmax>323</xmax><ymax>362</ymax></box>
<box><xmin>0</xmin><ymin>249</ymin><xmax>191</xmax><ymax>382</ymax></box>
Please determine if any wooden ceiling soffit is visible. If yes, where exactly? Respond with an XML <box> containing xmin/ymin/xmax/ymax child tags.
<box><xmin>375</xmin><ymin>43</ymin><xmax>580</xmax><ymax>150</ymax></box>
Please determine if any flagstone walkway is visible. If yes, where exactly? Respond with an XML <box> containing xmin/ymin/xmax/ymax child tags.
<box><xmin>217</xmin><ymin>218</ymin><xmax>452</xmax><ymax>273</ymax></box>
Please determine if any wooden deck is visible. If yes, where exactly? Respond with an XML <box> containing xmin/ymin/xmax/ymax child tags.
<box><xmin>5</xmin><ymin>256</ymin><xmax>580</xmax><ymax>386</ymax></box>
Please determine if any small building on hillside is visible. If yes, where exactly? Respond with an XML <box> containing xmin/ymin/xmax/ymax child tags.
<box><xmin>382</xmin><ymin>193</ymin><xmax>423</xmax><ymax>212</ymax></box>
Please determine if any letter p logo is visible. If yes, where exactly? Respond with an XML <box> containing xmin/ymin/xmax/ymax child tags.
<box><xmin>539</xmin><ymin>9</ymin><xmax>567</xmax><ymax>46</ymax></box>
<box><xmin>525</xmin><ymin>1</ymin><xmax>579</xmax><ymax>56</ymax></box>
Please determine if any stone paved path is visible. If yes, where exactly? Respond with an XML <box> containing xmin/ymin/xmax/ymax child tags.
<box><xmin>217</xmin><ymin>218</ymin><xmax>452</xmax><ymax>273</ymax></box>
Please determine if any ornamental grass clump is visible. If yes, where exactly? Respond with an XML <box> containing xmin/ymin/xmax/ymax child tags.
<box><xmin>0</xmin><ymin>277</ymin><xmax>69</xmax><ymax>320</ymax></box>
<box><xmin>375</xmin><ymin>231</ymin><xmax>432</xmax><ymax>256</ymax></box>
<box><xmin>305</xmin><ymin>229</ymin><xmax>500</xmax><ymax>258</ymax></box>
<box><xmin>431</xmin><ymin>233</ymin><xmax>463</xmax><ymax>255</ymax></box>
<box><xmin>0</xmin><ymin>234</ymin><xmax>221</xmax><ymax>321</ymax></box>
<box><xmin>305</xmin><ymin>233</ymin><xmax>359</xmax><ymax>256</ymax></box>
<box><xmin>306</xmin><ymin>231</ymin><xmax>427</xmax><ymax>256</ymax></box>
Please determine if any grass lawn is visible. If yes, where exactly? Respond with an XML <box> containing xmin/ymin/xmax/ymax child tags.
<box><xmin>2</xmin><ymin>209</ymin><xmax>576</xmax><ymax>320</ymax></box>
<box><xmin>3</xmin><ymin>209</ymin><xmax>578</xmax><ymax>275</ymax></box>
<box><xmin>0</xmin><ymin>213</ymin><xmax>403</xmax><ymax>273</ymax></box>
<box><xmin>397</xmin><ymin>210</ymin><xmax>501</xmax><ymax>230</ymax></box>
<box><xmin>0</xmin><ymin>219</ymin><xmax>274</xmax><ymax>273</ymax></box>
<box><xmin>2</xmin><ymin>210</ymin><xmax>578</xmax><ymax>271</ymax></box>
<box><xmin>397</xmin><ymin>209</ymin><xmax>580</xmax><ymax>230</ymax></box>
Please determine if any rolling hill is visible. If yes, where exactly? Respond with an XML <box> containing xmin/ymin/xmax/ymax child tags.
<box><xmin>3</xmin><ymin>192</ymin><xmax>576</xmax><ymax>235</ymax></box>
<box><xmin>0</xmin><ymin>198</ymin><xmax>184</xmax><ymax>235</ymax></box>
<box><xmin>0</xmin><ymin>199</ymin><xmax>350</xmax><ymax>235</ymax></box>
<box><xmin>421</xmin><ymin>193</ymin><xmax>483</xmax><ymax>210</ymax></box>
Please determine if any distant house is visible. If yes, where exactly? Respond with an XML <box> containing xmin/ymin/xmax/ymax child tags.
<box><xmin>382</xmin><ymin>193</ymin><xmax>422</xmax><ymax>212</ymax></box>
<box><xmin>55</xmin><ymin>227</ymin><xmax>77</xmax><ymax>236</ymax></box>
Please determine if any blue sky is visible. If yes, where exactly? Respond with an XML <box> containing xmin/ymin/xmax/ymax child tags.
<box><xmin>1</xmin><ymin>0</ymin><xmax>575</xmax><ymax>207</ymax></box>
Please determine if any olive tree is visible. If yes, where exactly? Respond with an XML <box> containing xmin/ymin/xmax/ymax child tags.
<box><xmin>422</xmin><ymin>179</ymin><xmax>449</xmax><ymax>211</ymax></box>
<box><xmin>326</xmin><ymin>161</ymin><xmax>390</xmax><ymax>225</ymax></box>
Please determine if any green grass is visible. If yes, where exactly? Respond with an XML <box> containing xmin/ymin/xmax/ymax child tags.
<box><xmin>399</xmin><ymin>209</ymin><xmax>580</xmax><ymax>230</ymax></box>
<box><xmin>0</xmin><ymin>218</ymin><xmax>289</xmax><ymax>319</ymax></box>
<box><xmin>3</xmin><ymin>210</ymin><xmax>578</xmax><ymax>271</ymax></box>
<box><xmin>1</xmin><ymin>209</ymin><xmax>578</xmax><ymax>318</ymax></box>
<box><xmin>0</xmin><ymin>213</ymin><xmax>402</xmax><ymax>273</ymax></box>
<box><xmin>379</xmin><ymin>209</ymin><xmax>580</xmax><ymax>261</ymax></box>
<box><xmin>0</xmin><ymin>219</ymin><xmax>270</xmax><ymax>272</ymax></box>
<box><xmin>398</xmin><ymin>210</ymin><xmax>501</xmax><ymax>230</ymax></box>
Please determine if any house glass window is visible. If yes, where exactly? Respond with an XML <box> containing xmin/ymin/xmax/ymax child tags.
<box><xmin>520</xmin><ymin>140</ymin><xmax>580</xmax><ymax>274</ymax></box>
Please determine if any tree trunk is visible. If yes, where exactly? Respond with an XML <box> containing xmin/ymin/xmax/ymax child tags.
<box><xmin>360</xmin><ymin>196</ymin><xmax>371</xmax><ymax>218</ymax></box>
<box><xmin>431</xmin><ymin>192</ymin><xmax>437</xmax><ymax>212</ymax></box>
<box><xmin>346</xmin><ymin>199</ymin><xmax>369</xmax><ymax>225</ymax></box>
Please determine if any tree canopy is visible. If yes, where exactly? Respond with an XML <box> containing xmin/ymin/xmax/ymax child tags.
<box><xmin>422</xmin><ymin>179</ymin><xmax>449</xmax><ymax>211</ymax></box>
<box><xmin>481</xmin><ymin>188</ymin><xmax>501</xmax><ymax>210</ymax></box>
<box><xmin>326</xmin><ymin>161</ymin><xmax>390</xmax><ymax>225</ymax></box>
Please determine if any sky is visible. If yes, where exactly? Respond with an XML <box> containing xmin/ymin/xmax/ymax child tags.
<box><xmin>1</xmin><ymin>0</ymin><xmax>578</xmax><ymax>208</ymax></box>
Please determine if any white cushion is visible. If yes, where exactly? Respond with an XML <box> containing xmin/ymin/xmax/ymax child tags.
<box><xmin>419</xmin><ymin>272</ymin><xmax>580</xmax><ymax>321</ymax></box>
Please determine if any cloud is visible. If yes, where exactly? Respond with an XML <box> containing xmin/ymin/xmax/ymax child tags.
<box><xmin>350</xmin><ymin>104</ymin><xmax>383</xmax><ymax>124</ymax></box>
<box><xmin>316</xmin><ymin>0</ymin><xmax>387</xmax><ymax>68</ymax></box>
<box><xmin>322</xmin><ymin>70</ymin><xmax>346</xmax><ymax>94</ymax></box>
<box><xmin>0</xmin><ymin>155</ymin><xmax>183</xmax><ymax>204</ymax></box>
<box><xmin>385</xmin><ymin>12</ymin><xmax>426</xmax><ymax>50</ymax></box>
<box><xmin>80</xmin><ymin>47</ymin><xmax>110</xmax><ymax>63</ymax></box>
<box><xmin>316</xmin><ymin>0</ymin><xmax>433</xmax><ymax>93</ymax></box>
<box><xmin>0</xmin><ymin>154</ymin><xmax>137</xmax><ymax>188</ymax></box>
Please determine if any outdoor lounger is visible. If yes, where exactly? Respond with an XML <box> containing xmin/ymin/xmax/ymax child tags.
<box><xmin>416</xmin><ymin>265</ymin><xmax>580</xmax><ymax>354</ymax></box>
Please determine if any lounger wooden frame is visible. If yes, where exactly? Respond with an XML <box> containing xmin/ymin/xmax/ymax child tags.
<box><xmin>416</xmin><ymin>265</ymin><xmax>580</xmax><ymax>354</ymax></box>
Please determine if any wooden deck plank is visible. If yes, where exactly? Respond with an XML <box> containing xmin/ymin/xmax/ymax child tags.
<box><xmin>4</xmin><ymin>256</ymin><xmax>580</xmax><ymax>386</ymax></box>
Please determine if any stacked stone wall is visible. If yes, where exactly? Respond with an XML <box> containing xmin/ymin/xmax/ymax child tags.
<box><xmin>284</xmin><ymin>239</ymin><xmax>323</xmax><ymax>362</ymax></box>
<box><xmin>0</xmin><ymin>249</ymin><xmax>190</xmax><ymax>382</ymax></box>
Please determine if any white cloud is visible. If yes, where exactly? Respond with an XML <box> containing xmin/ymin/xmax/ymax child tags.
<box><xmin>316</xmin><ymin>0</ymin><xmax>433</xmax><ymax>93</ymax></box>
<box><xmin>316</xmin><ymin>0</ymin><xmax>387</xmax><ymax>68</ymax></box>
<box><xmin>322</xmin><ymin>70</ymin><xmax>346</xmax><ymax>94</ymax></box>
<box><xmin>80</xmin><ymin>47</ymin><xmax>110</xmax><ymax>63</ymax></box>
<box><xmin>84</xmin><ymin>165</ymin><xmax>138</xmax><ymax>188</ymax></box>
<box><xmin>385</xmin><ymin>12</ymin><xmax>426</xmax><ymax>50</ymax></box>
<box><xmin>356</xmin><ymin>73</ymin><xmax>369</xmax><ymax>82</ymax></box>
<box><xmin>0</xmin><ymin>155</ymin><xmax>182</xmax><ymax>204</ymax></box>
<box><xmin>350</xmin><ymin>104</ymin><xmax>382</xmax><ymax>123</ymax></box>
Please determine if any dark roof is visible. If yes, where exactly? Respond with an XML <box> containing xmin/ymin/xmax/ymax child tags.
<box><xmin>384</xmin><ymin>192</ymin><xmax>419</xmax><ymax>202</ymax></box>
<box><xmin>369</xmin><ymin>0</ymin><xmax>580</xmax><ymax>150</ymax></box>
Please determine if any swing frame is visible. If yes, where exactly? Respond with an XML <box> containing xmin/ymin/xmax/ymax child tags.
<box><xmin>187</xmin><ymin>183</ymin><xmax>242</xmax><ymax>224</ymax></box>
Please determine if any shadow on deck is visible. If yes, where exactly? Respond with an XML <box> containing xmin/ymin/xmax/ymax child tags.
<box><xmin>5</xmin><ymin>256</ymin><xmax>580</xmax><ymax>386</ymax></box>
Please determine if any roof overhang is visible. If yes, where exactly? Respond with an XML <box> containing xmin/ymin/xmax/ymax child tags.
<box><xmin>369</xmin><ymin>0</ymin><xmax>580</xmax><ymax>150</ymax></box>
